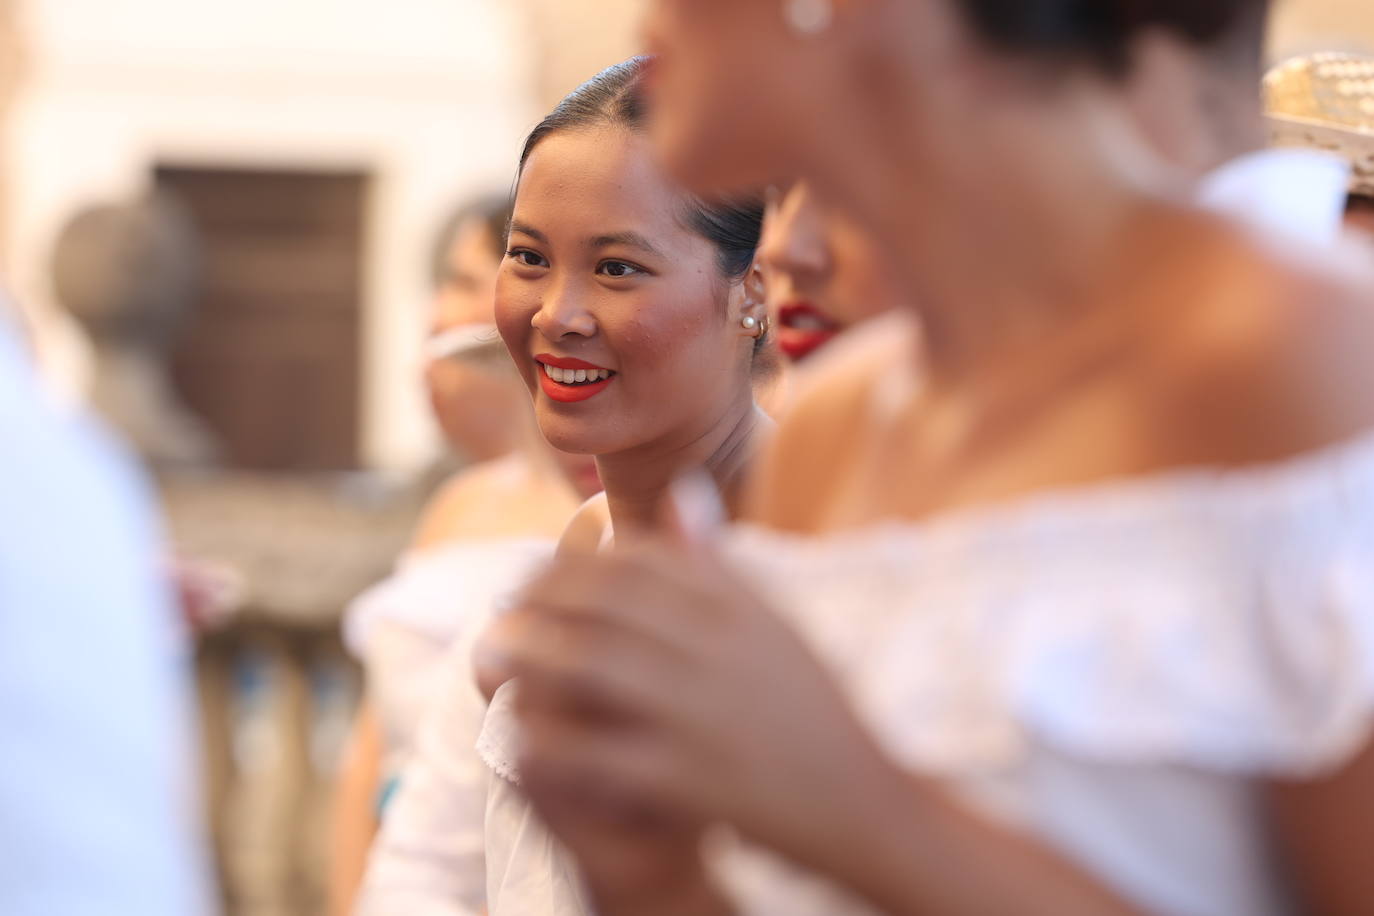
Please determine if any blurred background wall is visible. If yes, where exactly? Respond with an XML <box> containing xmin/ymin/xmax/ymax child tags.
<box><xmin>1271</xmin><ymin>0</ymin><xmax>1374</xmax><ymax>57</ymax></box>
<box><xmin>2</xmin><ymin>0</ymin><xmax>643</xmax><ymax>472</ymax></box>
<box><xmin>6</xmin><ymin>0</ymin><xmax>534</xmax><ymax>469</ymax></box>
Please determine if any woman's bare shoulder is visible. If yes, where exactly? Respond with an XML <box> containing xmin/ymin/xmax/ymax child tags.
<box><xmin>410</xmin><ymin>456</ymin><xmax>536</xmax><ymax>549</ymax></box>
<box><xmin>1148</xmin><ymin>240</ymin><xmax>1374</xmax><ymax>464</ymax></box>
<box><xmin>557</xmin><ymin>492</ymin><xmax>612</xmax><ymax>555</ymax></box>
<box><xmin>747</xmin><ymin>315</ymin><xmax>918</xmax><ymax>531</ymax></box>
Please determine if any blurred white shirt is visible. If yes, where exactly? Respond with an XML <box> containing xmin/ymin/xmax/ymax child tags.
<box><xmin>1197</xmin><ymin>147</ymin><xmax>1352</xmax><ymax>246</ymax></box>
<box><xmin>0</xmin><ymin>312</ymin><xmax>210</xmax><ymax>914</ymax></box>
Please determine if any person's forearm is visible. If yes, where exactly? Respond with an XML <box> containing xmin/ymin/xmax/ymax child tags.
<box><xmin>588</xmin><ymin>869</ymin><xmax>737</xmax><ymax>916</ymax></box>
<box><xmin>798</xmin><ymin>750</ymin><xmax>1149</xmax><ymax>916</ymax></box>
<box><xmin>329</xmin><ymin>707</ymin><xmax>383</xmax><ymax>916</ymax></box>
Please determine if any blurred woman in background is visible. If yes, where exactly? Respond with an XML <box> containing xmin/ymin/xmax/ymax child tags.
<box><xmin>357</xmin><ymin>58</ymin><xmax>768</xmax><ymax>915</ymax></box>
<box><xmin>422</xmin><ymin>194</ymin><xmax>531</xmax><ymax>465</ymax></box>
<box><xmin>759</xmin><ymin>181</ymin><xmax>902</xmax><ymax>365</ymax></box>
<box><xmin>494</xmin><ymin>1</ymin><xmax>1374</xmax><ymax>914</ymax></box>
<box><xmin>328</xmin><ymin>196</ymin><xmax>599</xmax><ymax>916</ymax></box>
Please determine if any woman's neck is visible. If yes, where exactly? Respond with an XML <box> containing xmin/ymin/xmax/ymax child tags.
<box><xmin>812</xmin><ymin>76</ymin><xmax>1169</xmax><ymax>394</ymax></box>
<box><xmin>597</xmin><ymin>397</ymin><xmax>766</xmax><ymax>535</ymax></box>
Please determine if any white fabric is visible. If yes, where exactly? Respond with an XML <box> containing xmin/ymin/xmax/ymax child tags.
<box><xmin>1197</xmin><ymin>148</ymin><xmax>1351</xmax><ymax>246</ymax></box>
<box><xmin>357</xmin><ymin>596</ymin><xmax>593</xmax><ymax>916</ymax></box>
<box><xmin>0</xmin><ymin>316</ymin><xmax>210</xmax><ymax>914</ymax></box>
<box><xmin>370</xmin><ymin>426</ymin><xmax>1374</xmax><ymax>916</ymax></box>
<box><xmin>358</xmin><ymin>574</ymin><xmax>592</xmax><ymax>916</ymax></box>
<box><xmin>344</xmin><ymin>539</ymin><xmax>555</xmax><ymax>785</ymax></box>
<box><xmin>709</xmin><ymin>428</ymin><xmax>1374</xmax><ymax>916</ymax></box>
<box><xmin>356</xmin><ymin>619</ymin><xmax>495</xmax><ymax>915</ymax></box>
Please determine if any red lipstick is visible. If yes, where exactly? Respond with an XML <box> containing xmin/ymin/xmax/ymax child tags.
<box><xmin>776</xmin><ymin>302</ymin><xmax>841</xmax><ymax>362</ymax></box>
<box><xmin>535</xmin><ymin>353</ymin><xmax>616</xmax><ymax>404</ymax></box>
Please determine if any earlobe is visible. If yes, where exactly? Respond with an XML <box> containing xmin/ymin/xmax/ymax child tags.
<box><xmin>739</xmin><ymin>262</ymin><xmax>770</xmax><ymax>338</ymax></box>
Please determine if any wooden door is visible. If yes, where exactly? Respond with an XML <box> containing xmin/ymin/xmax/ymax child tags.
<box><xmin>157</xmin><ymin>166</ymin><xmax>368</xmax><ymax>470</ymax></box>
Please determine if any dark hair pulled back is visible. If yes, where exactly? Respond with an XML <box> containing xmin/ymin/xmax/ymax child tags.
<box><xmin>956</xmin><ymin>0</ymin><xmax>1271</xmax><ymax>75</ymax></box>
<box><xmin>517</xmin><ymin>57</ymin><xmax>763</xmax><ymax>282</ymax></box>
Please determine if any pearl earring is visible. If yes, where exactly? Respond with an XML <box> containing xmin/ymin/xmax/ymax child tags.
<box><xmin>784</xmin><ymin>0</ymin><xmax>833</xmax><ymax>35</ymax></box>
<box><xmin>742</xmin><ymin>315</ymin><xmax>768</xmax><ymax>338</ymax></box>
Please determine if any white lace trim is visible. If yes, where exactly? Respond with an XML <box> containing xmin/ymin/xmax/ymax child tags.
<box><xmin>727</xmin><ymin>428</ymin><xmax>1374</xmax><ymax>778</ymax></box>
<box><xmin>477</xmin><ymin>681</ymin><xmax>524</xmax><ymax>787</ymax></box>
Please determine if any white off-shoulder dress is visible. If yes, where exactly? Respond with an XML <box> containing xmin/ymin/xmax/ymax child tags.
<box><xmin>344</xmin><ymin>539</ymin><xmax>555</xmax><ymax>809</ymax></box>
<box><xmin>366</xmin><ymin>426</ymin><xmax>1374</xmax><ymax>916</ymax></box>
<box><xmin>706</xmin><ymin>429</ymin><xmax>1374</xmax><ymax>916</ymax></box>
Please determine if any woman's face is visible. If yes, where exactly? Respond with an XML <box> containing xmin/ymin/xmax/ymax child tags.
<box><xmin>425</xmin><ymin>220</ymin><xmax>527</xmax><ymax>461</ymax></box>
<box><xmin>760</xmin><ymin>181</ymin><xmax>903</xmax><ymax>361</ymax></box>
<box><xmin>641</xmin><ymin>0</ymin><xmax>824</xmax><ymax>194</ymax></box>
<box><xmin>432</xmin><ymin>218</ymin><xmax>503</xmax><ymax>331</ymax></box>
<box><xmin>642</xmin><ymin>0</ymin><xmax>967</xmax><ymax>197</ymax></box>
<box><xmin>496</xmin><ymin>127</ymin><xmax>755</xmax><ymax>458</ymax></box>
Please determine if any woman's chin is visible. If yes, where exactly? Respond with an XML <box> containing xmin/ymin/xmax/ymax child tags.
<box><xmin>536</xmin><ymin>424</ymin><xmax>607</xmax><ymax>459</ymax></box>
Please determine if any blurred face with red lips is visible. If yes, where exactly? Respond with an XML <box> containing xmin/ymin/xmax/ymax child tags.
<box><xmin>760</xmin><ymin>181</ymin><xmax>905</xmax><ymax>362</ymax></box>
<box><xmin>495</xmin><ymin>126</ymin><xmax>758</xmax><ymax>459</ymax></box>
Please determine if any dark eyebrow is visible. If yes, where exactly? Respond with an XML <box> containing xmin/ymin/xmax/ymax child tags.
<box><xmin>589</xmin><ymin>231</ymin><xmax>665</xmax><ymax>259</ymax></box>
<box><xmin>508</xmin><ymin>221</ymin><xmax>548</xmax><ymax>244</ymax></box>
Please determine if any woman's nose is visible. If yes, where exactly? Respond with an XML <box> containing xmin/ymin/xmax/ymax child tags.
<box><xmin>760</xmin><ymin>203</ymin><xmax>830</xmax><ymax>284</ymax></box>
<box><xmin>531</xmin><ymin>283</ymin><xmax>598</xmax><ymax>340</ymax></box>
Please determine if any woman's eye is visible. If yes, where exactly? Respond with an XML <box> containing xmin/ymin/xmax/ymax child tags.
<box><xmin>508</xmin><ymin>249</ymin><xmax>547</xmax><ymax>268</ymax></box>
<box><xmin>598</xmin><ymin>260</ymin><xmax>643</xmax><ymax>279</ymax></box>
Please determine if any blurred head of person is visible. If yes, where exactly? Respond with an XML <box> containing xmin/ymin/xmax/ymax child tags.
<box><xmin>760</xmin><ymin>180</ymin><xmax>904</xmax><ymax>362</ymax></box>
<box><xmin>495</xmin><ymin>58</ymin><xmax>766</xmax><ymax>463</ymax></box>
<box><xmin>640</xmin><ymin>0</ymin><xmax>1272</xmax><ymax>306</ymax></box>
<box><xmin>424</xmin><ymin>195</ymin><xmax>527</xmax><ymax>462</ymax></box>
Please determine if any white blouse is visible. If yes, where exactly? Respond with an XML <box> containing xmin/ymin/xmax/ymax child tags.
<box><xmin>344</xmin><ymin>538</ymin><xmax>555</xmax><ymax>794</ymax></box>
<box><xmin>707</xmin><ymin>429</ymin><xmax>1374</xmax><ymax>916</ymax></box>
<box><xmin>364</xmin><ymin>427</ymin><xmax>1374</xmax><ymax>916</ymax></box>
<box><xmin>357</xmin><ymin>588</ymin><xmax>590</xmax><ymax>915</ymax></box>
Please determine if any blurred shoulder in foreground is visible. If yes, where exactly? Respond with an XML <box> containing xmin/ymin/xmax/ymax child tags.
<box><xmin>746</xmin><ymin>310</ymin><xmax>920</xmax><ymax>534</ymax></box>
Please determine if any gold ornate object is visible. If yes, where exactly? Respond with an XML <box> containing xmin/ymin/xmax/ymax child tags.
<box><xmin>1265</xmin><ymin>53</ymin><xmax>1374</xmax><ymax>197</ymax></box>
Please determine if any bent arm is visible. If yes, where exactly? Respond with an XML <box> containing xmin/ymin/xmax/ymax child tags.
<box><xmin>821</xmin><ymin>753</ymin><xmax>1150</xmax><ymax>916</ymax></box>
<box><xmin>328</xmin><ymin>703</ymin><xmax>383</xmax><ymax>916</ymax></box>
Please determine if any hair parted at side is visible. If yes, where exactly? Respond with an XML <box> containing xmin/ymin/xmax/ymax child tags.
<box><xmin>956</xmin><ymin>0</ymin><xmax>1272</xmax><ymax>75</ymax></box>
<box><xmin>518</xmin><ymin>57</ymin><xmax>763</xmax><ymax>282</ymax></box>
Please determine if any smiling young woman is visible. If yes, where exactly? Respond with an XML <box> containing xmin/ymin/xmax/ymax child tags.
<box><xmin>494</xmin><ymin>64</ymin><xmax>769</xmax><ymax>527</ymax></box>
<box><xmin>355</xmin><ymin>58</ymin><xmax>768</xmax><ymax>916</ymax></box>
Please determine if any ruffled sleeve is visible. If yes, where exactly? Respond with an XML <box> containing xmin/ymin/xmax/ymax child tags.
<box><xmin>726</xmin><ymin>433</ymin><xmax>1374</xmax><ymax>780</ymax></box>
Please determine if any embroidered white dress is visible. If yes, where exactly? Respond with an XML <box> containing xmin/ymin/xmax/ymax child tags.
<box><xmin>363</xmin><ymin>428</ymin><xmax>1374</xmax><ymax>916</ymax></box>
<box><xmin>707</xmin><ymin>431</ymin><xmax>1374</xmax><ymax>916</ymax></box>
